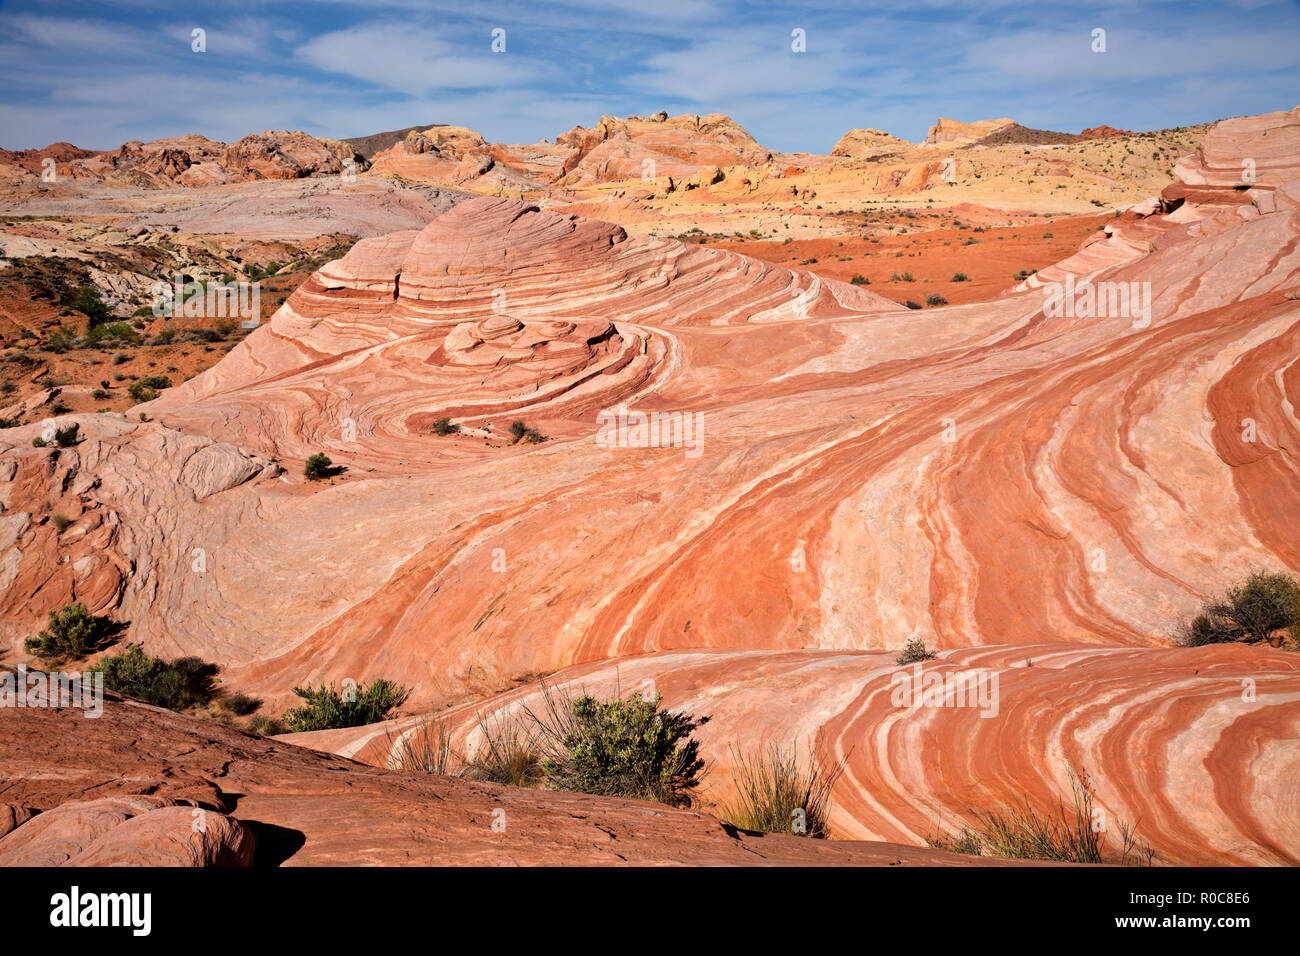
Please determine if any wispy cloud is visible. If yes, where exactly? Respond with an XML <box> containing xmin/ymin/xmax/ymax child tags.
<box><xmin>0</xmin><ymin>1</ymin><xmax>1296</xmax><ymax>151</ymax></box>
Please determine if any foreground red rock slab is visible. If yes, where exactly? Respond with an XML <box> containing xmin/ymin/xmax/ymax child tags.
<box><xmin>0</xmin><ymin>682</ymin><xmax>1018</xmax><ymax>866</ymax></box>
<box><xmin>303</xmin><ymin>641</ymin><xmax>1300</xmax><ymax>867</ymax></box>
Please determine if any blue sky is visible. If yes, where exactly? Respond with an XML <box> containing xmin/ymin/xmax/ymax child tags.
<box><xmin>1</xmin><ymin>0</ymin><xmax>1297</xmax><ymax>152</ymax></box>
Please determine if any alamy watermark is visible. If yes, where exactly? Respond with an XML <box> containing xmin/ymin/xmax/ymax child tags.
<box><xmin>595</xmin><ymin>406</ymin><xmax>705</xmax><ymax>458</ymax></box>
<box><xmin>1042</xmin><ymin>273</ymin><xmax>1151</xmax><ymax>328</ymax></box>
<box><xmin>150</xmin><ymin>275</ymin><xmax>261</xmax><ymax>328</ymax></box>
<box><xmin>889</xmin><ymin>662</ymin><xmax>1000</xmax><ymax>718</ymax></box>
<box><xmin>1</xmin><ymin>664</ymin><xmax>103</xmax><ymax>718</ymax></box>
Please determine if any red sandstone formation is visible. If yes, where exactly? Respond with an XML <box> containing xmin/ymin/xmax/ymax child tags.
<box><xmin>367</xmin><ymin>111</ymin><xmax>773</xmax><ymax>192</ymax></box>
<box><xmin>924</xmin><ymin>117</ymin><xmax>1016</xmax><ymax>146</ymax></box>
<box><xmin>1080</xmin><ymin>125</ymin><xmax>1134</xmax><ymax>139</ymax></box>
<box><xmin>310</xmin><ymin>640</ymin><xmax>1300</xmax><ymax>866</ymax></box>
<box><xmin>0</xmin><ymin>131</ymin><xmax>367</xmax><ymax>188</ymax></box>
<box><xmin>0</xmin><ymin>680</ymin><xmax>1010</xmax><ymax>866</ymax></box>
<box><xmin>1</xmin><ymin>108</ymin><xmax>1298</xmax><ymax>866</ymax></box>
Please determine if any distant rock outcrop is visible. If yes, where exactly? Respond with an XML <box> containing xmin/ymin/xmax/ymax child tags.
<box><xmin>924</xmin><ymin>117</ymin><xmax>1015</xmax><ymax>145</ymax></box>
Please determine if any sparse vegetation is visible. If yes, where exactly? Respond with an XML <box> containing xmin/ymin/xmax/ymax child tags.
<box><xmin>219</xmin><ymin>692</ymin><xmax>261</xmax><ymax>717</ymax></box>
<box><xmin>303</xmin><ymin>452</ymin><xmax>333</xmax><ymax>480</ymax></box>
<box><xmin>896</xmin><ymin>638</ymin><xmax>937</xmax><ymax>664</ymax></box>
<box><xmin>849</xmin><ymin>274</ymin><xmax>869</xmax><ymax>285</ymax></box>
<box><xmin>534</xmin><ymin>688</ymin><xmax>708</xmax><ymax>807</ymax></box>
<box><xmin>1174</xmin><ymin>571</ymin><xmax>1300</xmax><ymax>647</ymax></box>
<box><xmin>431</xmin><ymin>417</ymin><xmax>459</xmax><ymax>436</ymax></box>
<box><xmin>928</xmin><ymin>768</ymin><xmax>1155</xmax><ymax>865</ymax></box>
<box><xmin>24</xmin><ymin>603</ymin><xmax>116</xmax><ymax>663</ymax></box>
<box><xmin>925</xmin><ymin>294</ymin><xmax>948</xmax><ymax>307</ymax></box>
<box><xmin>281</xmin><ymin>678</ymin><xmax>410</xmax><ymax>732</ymax></box>
<box><xmin>951</xmin><ymin>272</ymin><xmax>970</xmax><ymax>282</ymax></box>
<box><xmin>722</xmin><ymin>744</ymin><xmax>842</xmax><ymax>838</ymax></box>
<box><xmin>54</xmin><ymin>423</ymin><xmax>79</xmax><ymax>447</ymax></box>
<box><xmin>509</xmin><ymin>420</ymin><xmax>546</xmax><ymax>444</ymax></box>
<box><xmin>91</xmin><ymin>645</ymin><xmax>218</xmax><ymax>711</ymax></box>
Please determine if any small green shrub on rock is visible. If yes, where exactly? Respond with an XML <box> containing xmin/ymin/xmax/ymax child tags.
<box><xmin>281</xmin><ymin>679</ymin><xmax>409</xmax><ymax>732</ymax></box>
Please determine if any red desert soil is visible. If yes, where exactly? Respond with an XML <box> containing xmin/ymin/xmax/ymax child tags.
<box><xmin>711</xmin><ymin>213</ymin><xmax>1112</xmax><ymax>305</ymax></box>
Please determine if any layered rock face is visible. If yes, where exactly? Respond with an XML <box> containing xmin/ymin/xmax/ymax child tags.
<box><xmin>0</xmin><ymin>682</ymin><xmax>1011</xmax><ymax>866</ymax></box>
<box><xmin>368</xmin><ymin>112</ymin><xmax>773</xmax><ymax>191</ymax></box>
<box><xmin>312</xmin><ymin>640</ymin><xmax>1300</xmax><ymax>865</ymax></box>
<box><xmin>830</xmin><ymin>127</ymin><xmax>912</xmax><ymax>159</ymax></box>
<box><xmin>924</xmin><ymin>117</ymin><xmax>1016</xmax><ymax>145</ymax></box>
<box><xmin>2</xmin><ymin>109</ymin><xmax>1298</xmax><ymax>865</ymax></box>
<box><xmin>2</xmin><ymin>131</ymin><xmax>368</xmax><ymax>188</ymax></box>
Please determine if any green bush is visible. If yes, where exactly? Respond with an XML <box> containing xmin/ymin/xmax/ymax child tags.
<box><xmin>950</xmin><ymin>272</ymin><xmax>970</xmax><ymax>282</ymax></box>
<box><xmin>54</xmin><ymin>423</ymin><xmax>79</xmax><ymax>447</ymax></box>
<box><xmin>1176</xmin><ymin>571</ymin><xmax>1300</xmax><ymax>646</ymax></box>
<box><xmin>723</xmin><ymin>744</ymin><xmax>841</xmax><ymax>838</ymax></box>
<box><xmin>849</xmin><ymin>274</ymin><xmax>869</xmax><ymax>285</ymax></box>
<box><xmin>925</xmin><ymin>294</ymin><xmax>948</xmax><ymax>307</ymax></box>
<box><xmin>539</xmin><ymin>691</ymin><xmax>708</xmax><ymax>807</ymax></box>
<box><xmin>91</xmin><ymin>645</ymin><xmax>218</xmax><ymax>711</ymax></box>
<box><xmin>65</xmin><ymin>287</ymin><xmax>112</xmax><ymax>326</ymax></box>
<box><xmin>24</xmin><ymin>602</ymin><xmax>115</xmax><ymax>663</ymax></box>
<box><xmin>127</xmin><ymin>376</ymin><xmax>170</xmax><ymax>403</ymax></box>
<box><xmin>431</xmin><ymin>417</ymin><xmax>459</xmax><ymax>436</ymax></box>
<box><xmin>896</xmin><ymin>638</ymin><xmax>937</xmax><ymax>665</ymax></box>
<box><xmin>303</xmin><ymin>452</ymin><xmax>333</xmax><ymax>480</ymax></box>
<box><xmin>281</xmin><ymin>678</ymin><xmax>409</xmax><ymax>732</ymax></box>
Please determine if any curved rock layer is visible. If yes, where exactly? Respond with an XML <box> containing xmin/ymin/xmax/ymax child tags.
<box><xmin>1</xmin><ymin>111</ymin><xmax>1297</xmax><ymax>731</ymax></box>
<box><xmin>308</xmin><ymin>641</ymin><xmax>1300</xmax><ymax>866</ymax></box>
<box><xmin>0</xmin><ymin>682</ymin><xmax>1012</xmax><ymax>867</ymax></box>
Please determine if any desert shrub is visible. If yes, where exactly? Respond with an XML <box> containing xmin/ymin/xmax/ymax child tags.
<box><xmin>303</xmin><ymin>452</ymin><xmax>333</xmax><ymax>480</ymax></box>
<box><xmin>904</xmin><ymin>300</ymin><xmax>922</xmax><ymax>310</ymax></box>
<box><xmin>431</xmin><ymin>417</ymin><xmax>459</xmax><ymax>436</ymax></box>
<box><xmin>508</xmin><ymin>420</ymin><xmax>546</xmax><ymax>444</ymax></box>
<box><xmin>220</xmin><ymin>691</ymin><xmax>260</xmax><ymax>716</ymax></box>
<box><xmin>127</xmin><ymin>376</ymin><xmax>170</xmax><ymax>402</ymax></box>
<box><xmin>0</xmin><ymin>418</ymin><xmax>19</xmax><ymax>428</ymax></box>
<box><xmin>54</xmin><ymin>423</ymin><xmax>79</xmax><ymax>447</ymax></box>
<box><xmin>390</xmin><ymin>718</ymin><xmax>456</xmax><ymax>774</ymax></box>
<box><xmin>31</xmin><ymin>436</ymin><xmax>47</xmax><ymax>448</ymax></box>
<box><xmin>723</xmin><ymin>744</ymin><xmax>842</xmax><ymax>838</ymax></box>
<box><xmin>849</xmin><ymin>274</ymin><xmax>869</xmax><ymax>286</ymax></box>
<box><xmin>951</xmin><ymin>272</ymin><xmax>970</xmax><ymax>282</ymax></box>
<box><xmin>91</xmin><ymin>388</ymin><xmax>110</xmax><ymax>400</ymax></box>
<box><xmin>49</xmin><ymin>402</ymin><xmax>71</xmax><ymax>415</ymax></box>
<box><xmin>896</xmin><ymin>638</ymin><xmax>937</xmax><ymax>665</ymax></box>
<box><xmin>463</xmin><ymin>712</ymin><xmax>544</xmax><ymax>786</ymax></box>
<box><xmin>66</xmin><ymin>287</ymin><xmax>112</xmax><ymax>326</ymax></box>
<box><xmin>91</xmin><ymin>645</ymin><xmax>218</xmax><ymax>711</ymax></box>
<box><xmin>925</xmin><ymin>294</ymin><xmax>948</xmax><ymax>306</ymax></box>
<box><xmin>24</xmin><ymin>603</ymin><xmax>114</xmax><ymax>663</ymax></box>
<box><xmin>248</xmin><ymin>714</ymin><xmax>288</xmax><ymax>736</ymax></box>
<box><xmin>927</xmin><ymin>768</ymin><xmax>1154</xmax><ymax>865</ymax></box>
<box><xmin>1175</xmin><ymin>571</ymin><xmax>1300</xmax><ymax>646</ymax></box>
<box><xmin>536</xmin><ymin>690</ymin><xmax>708</xmax><ymax>807</ymax></box>
<box><xmin>281</xmin><ymin>678</ymin><xmax>409</xmax><ymax>732</ymax></box>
